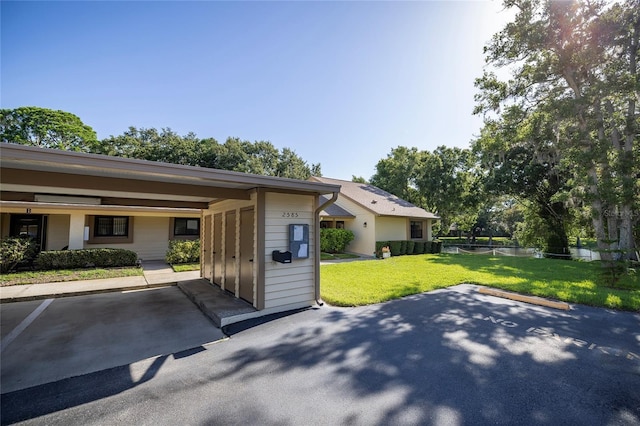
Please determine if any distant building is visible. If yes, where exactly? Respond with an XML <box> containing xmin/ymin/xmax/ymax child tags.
<box><xmin>310</xmin><ymin>177</ymin><xmax>439</xmax><ymax>256</ymax></box>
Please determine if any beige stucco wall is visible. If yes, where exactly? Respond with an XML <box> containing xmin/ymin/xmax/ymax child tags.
<box><xmin>86</xmin><ymin>216</ymin><xmax>171</xmax><ymax>261</ymax></box>
<box><xmin>375</xmin><ymin>216</ymin><xmax>409</xmax><ymax>241</ymax></box>
<box><xmin>47</xmin><ymin>214</ymin><xmax>70</xmax><ymax>251</ymax></box>
<box><xmin>323</xmin><ymin>198</ymin><xmax>435</xmax><ymax>256</ymax></box>
<box><xmin>330</xmin><ymin>198</ymin><xmax>376</xmax><ymax>256</ymax></box>
<box><xmin>0</xmin><ymin>205</ymin><xmax>200</xmax><ymax>261</ymax></box>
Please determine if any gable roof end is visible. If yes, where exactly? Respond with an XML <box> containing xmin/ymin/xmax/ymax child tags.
<box><xmin>318</xmin><ymin>195</ymin><xmax>356</xmax><ymax>218</ymax></box>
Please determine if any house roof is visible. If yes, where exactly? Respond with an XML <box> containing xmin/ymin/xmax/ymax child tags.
<box><xmin>311</xmin><ymin>176</ymin><xmax>439</xmax><ymax>219</ymax></box>
<box><xmin>0</xmin><ymin>144</ymin><xmax>341</xmax><ymax>208</ymax></box>
<box><xmin>319</xmin><ymin>195</ymin><xmax>356</xmax><ymax>218</ymax></box>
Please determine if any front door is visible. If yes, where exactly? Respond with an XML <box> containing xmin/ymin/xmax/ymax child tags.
<box><xmin>213</xmin><ymin>213</ymin><xmax>222</xmax><ymax>286</ymax></box>
<box><xmin>202</xmin><ymin>215</ymin><xmax>212</xmax><ymax>281</ymax></box>
<box><xmin>239</xmin><ymin>208</ymin><xmax>254</xmax><ymax>304</ymax></box>
<box><xmin>10</xmin><ymin>214</ymin><xmax>47</xmax><ymax>251</ymax></box>
<box><xmin>224</xmin><ymin>211</ymin><xmax>236</xmax><ymax>293</ymax></box>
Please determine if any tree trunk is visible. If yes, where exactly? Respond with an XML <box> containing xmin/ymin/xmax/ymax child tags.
<box><xmin>619</xmin><ymin>205</ymin><xmax>635</xmax><ymax>261</ymax></box>
<box><xmin>587</xmin><ymin>165</ymin><xmax>613</xmax><ymax>263</ymax></box>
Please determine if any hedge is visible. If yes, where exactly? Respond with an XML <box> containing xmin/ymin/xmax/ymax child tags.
<box><xmin>320</xmin><ymin>228</ymin><xmax>355</xmax><ymax>253</ymax></box>
<box><xmin>35</xmin><ymin>248</ymin><xmax>139</xmax><ymax>270</ymax></box>
<box><xmin>389</xmin><ymin>241</ymin><xmax>403</xmax><ymax>256</ymax></box>
<box><xmin>376</xmin><ymin>240</ymin><xmax>441</xmax><ymax>258</ymax></box>
<box><xmin>166</xmin><ymin>239</ymin><xmax>201</xmax><ymax>264</ymax></box>
<box><xmin>406</xmin><ymin>241</ymin><xmax>415</xmax><ymax>255</ymax></box>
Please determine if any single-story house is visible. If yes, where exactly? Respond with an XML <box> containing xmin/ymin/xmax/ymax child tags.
<box><xmin>1</xmin><ymin>143</ymin><xmax>341</xmax><ymax>320</ymax></box>
<box><xmin>309</xmin><ymin>176</ymin><xmax>439</xmax><ymax>256</ymax></box>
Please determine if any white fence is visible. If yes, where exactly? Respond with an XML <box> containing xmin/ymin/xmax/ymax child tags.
<box><xmin>441</xmin><ymin>245</ymin><xmax>601</xmax><ymax>261</ymax></box>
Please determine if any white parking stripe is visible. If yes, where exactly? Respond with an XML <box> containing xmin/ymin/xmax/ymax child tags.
<box><xmin>0</xmin><ymin>298</ymin><xmax>54</xmax><ymax>353</ymax></box>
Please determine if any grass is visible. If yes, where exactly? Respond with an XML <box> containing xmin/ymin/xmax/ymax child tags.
<box><xmin>171</xmin><ymin>263</ymin><xmax>200</xmax><ymax>272</ymax></box>
<box><xmin>321</xmin><ymin>252</ymin><xmax>362</xmax><ymax>261</ymax></box>
<box><xmin>1</xmin><ymin>267</ymin><xmax>143</xmax><ymax>286</ymax></box>
<box><xmin>320</xmin><ymin>253</ymin><xmax>640</xmax><ymax>311</ymax></box>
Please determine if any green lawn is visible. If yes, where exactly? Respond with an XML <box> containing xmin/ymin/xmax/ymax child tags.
<box><xmin>171</xmin><ymin>263</ymin><xmax>200</xmax><ymax>272</ymax></box>
<box><xmin>320</xmin><ymin>254</ymin><xmax>640</xmax><ymax>311</ymax></box>
<box><xmin>1</xmin><ymin>267</ymin><xmax>143</xmax><ymax>286</ymax></box>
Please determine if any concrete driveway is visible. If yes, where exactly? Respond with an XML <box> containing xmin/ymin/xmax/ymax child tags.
<box><xmin>0</xmin><ymin>286</ymin><xmax>225</xmax><ymax>394</ymax></box>
<box><xmin>2</xmin><ymin>284</ymin><xmax>639</xmax><ymax>425</ymax></box>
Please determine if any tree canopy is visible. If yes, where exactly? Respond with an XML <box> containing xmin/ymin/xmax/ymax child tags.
<box><xmin>474</xmin><ymin>0</ymin><xmax>639</xmax><ymax>263</ymax></box>
<box><xmin>370</xmin><ymin>145</ymin><xmax>484</xmax><ymax>237</ymax></box>
<box><xmin>0</xmin><ymin>106</ymin><xmax>98</xmax><ymax>152</ymax></box>
<box><xmin>1</xmin><ymin>108</ymin><xmax>321</xmax><ymax>181</ymax></box>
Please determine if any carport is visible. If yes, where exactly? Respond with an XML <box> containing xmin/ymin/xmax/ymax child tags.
<box><xmin>0</xmin><ymin>144</ymin><xmax>340</xmax><ymax>324</ymax></box>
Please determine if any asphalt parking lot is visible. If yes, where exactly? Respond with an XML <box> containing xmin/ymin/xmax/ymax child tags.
<box><xmin>1</xmin><ymin>284</ymin><xmax>639</xmax><ymax>425</ymax></box>
<box><xmin>0</xmin><ymin>286</ymin><xmax>225</xmax><ymax>394</ymax></box>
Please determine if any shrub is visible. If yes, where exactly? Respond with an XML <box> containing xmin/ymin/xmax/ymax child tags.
<box><xmin>1</xmin><ymin>236</ymin><xmax>39</xmax><ymax>273</ymax></box>
<box><xmin>35</xmin><ymin>248</ymin><xmax>138</xmax><ymax>270</ymax></box>
<box><xmin>320</xmin><ymin>229</ymin><xmax>355</xmax><ymax>253</ymax></box>
<box><xmin>166</xmin><ymin>239</ymin><xmax>200</xmax><ymax>264</ymax></box>
<box><xmin>413</xmin><ymin>241</ymin><xmax>425</xmax><ymax>254</ymax></box>
<box><xmin>400</xmin><ymin>241</ymin><xmax>408</xmax><ymax>255</ymax></box>
<box><xmin>429</xmin><ymin>240</ymin><xmax>443</xmax><ymax>254</ymax></box>
<box><xmin>406</xmin><ymin>241</ymin><xmax>415</xmax><ymax>255</ymax></box>
<box><xmin>389</xmin><ymin>241</ymin><xmax>403</xmax><ymax>256</ymax></box>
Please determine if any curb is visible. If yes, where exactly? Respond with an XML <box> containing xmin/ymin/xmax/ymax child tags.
<box><xmin>478</xmin><ymin>287</ymin><xmax>571</xmax><ymax>311</ymax></box>
<box><xmin>0</xmin><ymin>282</ymin><xmax>175</xmax><ymax>303</ymax></box>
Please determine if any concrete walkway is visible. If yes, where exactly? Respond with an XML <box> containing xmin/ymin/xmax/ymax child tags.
<box><xmin>141</xmin><ymin>260</ymin><xmax>200</xmax><ymax>285</ymax></box>
<box><xmin>0</xmin><ymin>261</ymin><xmax>200</xmax><ymax>302</ymax></box>
<box><xmin>0</xmin><ymin>262</ymin><xmax>258</xmax><ymax>328</ymax></box>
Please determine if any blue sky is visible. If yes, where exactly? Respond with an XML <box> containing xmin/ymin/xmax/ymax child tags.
<box><xmin>1</xmin><ymin>1</ymin><xmax>512</xmax><ymax>181</ymax></box>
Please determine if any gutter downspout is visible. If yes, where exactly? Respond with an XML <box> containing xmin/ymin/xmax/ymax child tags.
<box><xmin>314</xmin><ymin>191</ymin><xmax>339</xmax><ymax>306</ymax></box>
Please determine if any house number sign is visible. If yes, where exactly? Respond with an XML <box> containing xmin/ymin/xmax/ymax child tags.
<box><xmin>282</xmin><ymin>212</ymin><xmax>299</xmax><ymax>218</ymax></box>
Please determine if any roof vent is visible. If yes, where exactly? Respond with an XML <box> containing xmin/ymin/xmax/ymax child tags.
<box><xmin>371</xmin><ymin>200</ymin><xmax>377</xmax><ymax>204</ymax></box>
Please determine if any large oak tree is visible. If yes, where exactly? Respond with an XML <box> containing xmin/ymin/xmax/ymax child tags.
<box><xmin>475</xmin><ymin>0</ymin><xmax>639</xmax><ymax>264</ymax></box>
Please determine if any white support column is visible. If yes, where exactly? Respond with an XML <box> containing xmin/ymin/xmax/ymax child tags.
<box><xmin>68</xmin><ymin>213</ymin><xmax>85</xmax><ymax>250</ymax></box>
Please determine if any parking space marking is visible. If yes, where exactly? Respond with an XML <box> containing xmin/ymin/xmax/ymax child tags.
<box><xmin>0</xmin><ymin>298</ymin><xmax>53</xmax><ymax>353</ymax></box>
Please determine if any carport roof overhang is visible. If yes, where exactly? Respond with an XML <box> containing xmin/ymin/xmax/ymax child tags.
<box><xmin>0</xmin><ymin>144</ymin><xmax>341</xmax><ymax>208</ymax></box>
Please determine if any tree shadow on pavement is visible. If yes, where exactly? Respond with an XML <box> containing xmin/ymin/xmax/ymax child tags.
<box><xmin>212</xmin><ymin>286</ymin><xmax>640</xmax><ymax>425</ymax></box>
